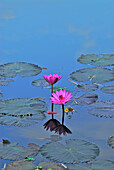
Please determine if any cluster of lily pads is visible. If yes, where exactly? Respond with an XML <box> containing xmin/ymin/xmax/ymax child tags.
<box><xmin>0</xmin><ymin>57</ymin><xmax>114</xmax><ymax>170</ymax></box>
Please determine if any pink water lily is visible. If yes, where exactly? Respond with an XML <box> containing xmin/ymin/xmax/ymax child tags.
<box><xmin>43</xmin><ymin>74</ymin><xmax>62</xmax><ymax>85</ymax></box>
<box><xmin>50</xmin><ymin>89</ymin><xmax>72</xmax><ymax>104</ymax></box>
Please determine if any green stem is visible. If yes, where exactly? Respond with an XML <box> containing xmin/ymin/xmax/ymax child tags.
<box><xmin>62</xmin><ymin>104</ymin><xmax>64</xmax><ymax>125</ymax></box>
<box><xmin>51</xmin><ymin>84</ymin><xmax>54</xmax><ymax>119</ymax></box>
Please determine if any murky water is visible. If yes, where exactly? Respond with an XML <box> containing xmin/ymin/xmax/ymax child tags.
<box><xmin>0</xmin><ymin>0</ymin><xmax>114</xmax><ymax>169</ymax></box>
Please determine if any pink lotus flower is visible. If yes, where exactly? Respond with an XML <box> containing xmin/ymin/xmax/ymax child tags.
<box><xmin>43</xmin><ymin>74</ymin><xmax>62</xmax><ymax>85</ymax></box>
<box><xmin>47</xmin><ymin>111</ymin><xmax>58</xmax><ymax>114</ymax></box>
<box><xmin>50</xmin><ymin>89</ymin><xmax>72</xmax><ymax>104</ymax></box>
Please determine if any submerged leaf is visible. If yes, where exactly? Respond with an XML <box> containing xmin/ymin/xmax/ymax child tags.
<box><xmin>6</xmin><ymin>160</ymin><xmax>36</xmax><ymax>170</ymax></box>
<box><xmin>0</xmin><ymin>142</ymin><xmax>40</xmax><ymax>160</ymax></box>
<box><xmin>70</xmin><ymin>68</ymin><xmax>114</xmax><ymax>83</ymax></box>
<box><xmin>0</xmin><ymin>62</ymin><xmax>42</xmax><ymax>78</ymax></box>
<box><xmin>40</xmin><ymin>139</ymin><xmax>99</xmax><ymax>163</ymax></box>
<box><xmin>101</xmin><ymin>86</ymin><xmax>114</xmax><ymax>94</ymax></box>
<box><xmin>108</xmin><ymin>136</ymin><xmax>114</xmax><ymax>148</ymax></box>
<box><xmin>88</xmin><ymin>101</ymin><xmax>114</xmax><ymax>118</ymax></box>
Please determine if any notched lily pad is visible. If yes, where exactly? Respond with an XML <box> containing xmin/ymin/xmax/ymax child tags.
<box><xmin>38</xmin><ymin>161</ymin><xmax>64</xmax><ymax>170</ymax></box>
<box><xmin>108</xmin><ymin>136</ymin><xmax>114</xmax><ymax>148</ymax></box>
<box><xmin>0</xmin><ymin>98</ymin><xmax>46</xmax><ymax>126</ymax></box>
<box><xmin>40</xmin><ymin>139</ymin><xmax>99</xmax><ymax>163</ymax></box>
<box><xmin>91</xmin><ymin>160</ymin><xmax>114</xmax><ymax>170</ymax></box>
<box><xmin>101</xmin><ymin>86</ymin><xmax>114</xmax><ymax>94</ymax></box>
<box><xmin>0</xmin><ymin>62</ymin><xmax>42</xmax><ymax>78</ymax></box>
<box><xmin>32</xmin><ymin>79</ymin><xmax>50</xmax><ymax>88</ymax></box>
<box><xmin>70</xmin><ymin>68</ymin><xmax>114</xmax><ymax>83</ymax></box>
<box><xmin>6</xmin><ymin>160</ymin><xmax>36</xmax><ymax>170</ymax></box>
<box><xmin>77</xmin><ymin>54</ymin><xmax>114</xmax><ymax>66</ymax></box>
<box><xmin>88</xmin><ymin>101</ymin><xmax>114</xmax><ymax>118</ymax></box>
<box><xmin>0</xmin><ymin>78</ymin><xmax>14</xmax><ymax>86</ymax></box>
<box><xmin>76</xmin><ymin>83</ymin><xmax>98</xmax><ymax>92</ymax></box>
<box><xmin>0</xmin><ymin>142</ymin><xmax>40</xmax><ymax>160</ymax></box>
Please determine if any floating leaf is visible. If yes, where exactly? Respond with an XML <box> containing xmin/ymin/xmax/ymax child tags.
<box><xmin>91</xmin><ymin>160</ymin><xmax>114</xmax><ymax>170</ymax></box>
<box><xmin>77</xmin><ymin>54</ymin><xmax>100</xmax><ymax>64</ymax></box>
<box><xmin>32</xmin><ymin>79</ymin><xmax>50</xmax><ymax>88</ymax></box>
<box><xmin>101</xmin><ymin>86</ymin><xmax>114</xmax><ymax>94</ymax></box>
<box><xmin>0</xmin><ymin>98</ymin><xmax>46</xmax><ymax>126</ymax></box>
<box><xmin>40</xmin><ymin>139</ymin><xmax>99</xmax><ymax>163</ymax></box>
<box><xmin>38</xmin><ymin>161</ymin><xmax>64</xmax><ymax>170</ymax></box>
<box><xmin>0</xmin><ymin>92</ymin><xmax>3</xmax><ymax>97</ymax></box>
<box><xmin>0</xmin><ymin>62</ymin><xmax>42</xmax><ymax>78</ymax></box>
<box><xmin>88</xmin><ymin>101</ymin><xmax>114</xmax><ymax>118</ymax></box>
<box><xmin>108</xmin><ymin>136</ymin><xmax>114</xmax><ymax>148</ymax></box>
<box><xmin>70</xmin><ymin>68</ymin><xmax>114</xmax><ymax>83</ymax></box>
<box><xmin>77</xmin><ymin>54</ymin><xmax>114</xmax><ymax>66</ymax></box>
<box><xmin>68</xmin><ymin>93</ymin><xmax>98</xmax><ymax>106</ymax></box>
<box><xmin>6</xmin><ymin>160</ymin><xmax>36</xmax><ymax>170</ymax></box>
<box><xmin>0</xmin><ymin>78</ymin><xmax>14</xmax><ymax>86</ymax></box>
<box><xmin>76</xmin><ymin>84</ymin><xmax>98</xmax><ymax>92</ymax></box>
<box><xmin>67</xmin><ymin>164</ymin><xmax>88</xmax><ymax>170</ymax></box>
<box><xmin>0</xmin><ymin>142</ymin><xmax>40</xmax><ymax>160</ymax></box>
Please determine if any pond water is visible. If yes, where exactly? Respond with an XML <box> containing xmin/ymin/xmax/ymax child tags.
<box><xmin>0</xmin><ymin>0</ymin><xmax>114</xmax><ymax>169</ymax></box>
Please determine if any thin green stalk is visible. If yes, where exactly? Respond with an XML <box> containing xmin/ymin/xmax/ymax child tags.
<box><xmin>51</xmin><ymin>84</ymin><xmax>54</xmax><ymax>119</ymax></box>
<box><xmin>62</xmin><ymin>104</ymin><xmax>64</xmax><ymax>125</ymax></box>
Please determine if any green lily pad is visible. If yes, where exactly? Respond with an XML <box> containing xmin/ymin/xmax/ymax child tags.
<box><xmin>76</xmin><ymin>84</ymin><xmax>98</xmax><ymax>92</ymax></box>
<box><xmin>38</xmin><ymin>161</ymin><xmax>64</xmax><ymax>170</ymax></box>
<box><xmin>40</xmin><ymin>139</ymin><xmax>99</xmax><ymax>163</ymax></box>
<box><xmin>0</xmin><ymin>98</ymin><xmax>46</xmax><ymax>126</ymax></box>
<box><xmin>0</xmin><ymin>62</ymin><xmax>42</xmax><ymax>78</ymax></box>
<box><xmin>70</xmin><ymin>68</ymin><xmax>114</xmax><ymax>83</ymax></box>
<box><xmin>88</xmin><ymin>101</ymin><xmax>114</xmax><ymax>118</ymax></box>
<box><xmin>77</xmin><ymin>54</ymin><xmax>100</xmax><ymax>64</ymax></box>
<box><xmin>0</xmin><ymin>142</ymin><xmax>40</xmax><ymax>160</ymax></box>
<box><xmin>32</xmin><ymin>79</ymin><xmax>50</xmax><ymax>88</ymax></box>
<box><xmin>68</xmin><ymin>164</ymin><xmax>88</xmax><ymax>170</ymax></box>
<box><xmin>6</xmin><ymin>160</ymin><xmax>36</xmax><ymax>170</ymax></box>
<box><xmin>68</xmin><ymin>93</ymin><xmax>98</xmax><ymax>105</ymax></box>
<box><xmin>77</xmin><ymin>54</ymin><xmax>114</xmax><ymax>66</ymax></box>
<box><xmin>108</xmin><ymin>136</ymin><xmax>114</xmax><ymax>148</ymax></box>
<box><xmin>101</xmin><ymin>86</ymin><xmax>114</xmax><ymax>94</ymax></box>
<box><xmin>91</xmin><ymin>160</ymin><xmax>114</xmax><ymax>170</ymax></box>
<box><xmin>0</xmin><ymin>78</ymin><xmax>14</xmax><ymax>86</ymax></box>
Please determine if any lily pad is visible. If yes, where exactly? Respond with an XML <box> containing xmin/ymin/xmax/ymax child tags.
<box><xmin>77</xmin><ymin>54</ymin><xmax>100</xmax><ymax>64</ymax></box>
<box><xmin>70</xmin><ymin>68</ymin><xmax>114</xmax><ymax>83</ymax></box>
<box><xmin>101</xmin><ymin>86</ymin><xmax>114</xmax><ymax>94</ymax></box>
<box><xmin>68</xmin><ymin>164</ymin><xmax>88</xmax><ymax>170</ymax></box>
<box><xmin>0</xmin><ymin>142</ymin><xmax>40</xmax><ymax>160</ymax></box>
<box><xmin>0</xmin><ymin>78</ymin><xmax>14</xmax><ymax>86</ymax></box>
<box><xmin>76</xmin><ymin>84</ymin><xmax>98</xmax><ymax>92</ymax></box>
<box><xmin>40</xmin><ymin>139</ymin><xmax>99</xmax><ymax>163</ymax></box>
<box><xmin>91</xmin><ymin>160</ymin><xmax>114</xmax><ymax>170</ymax></box>
<box><xmin>32</xmin><ymin>79</ymin><xmax>50</xmax><ymax>88</ymax></box>
<box><xmin>0</xmin><ymin>98</ymin><xmax>46</xmax><ymax>126</ymax></box>
<box><xmin>68</xmin><ymin>93</ymin><xmax>98</xmax><ymax>105</ymax></box>
<box><xmin>38</xmin><ymin>161</ymin><xmax>64</xmax><ymax>170</ymax></box>
<box><xmin>108</xmin><ymin>136</ymin><xmax>114</xmax><ymax>148</ymax></box>
<box><xmin>6</xmin><ymin>160</ymin><xmax>36</xmax><ymax>170</ymax></box>
<box><xmin>0</xmin><ymin>62</ymin><xmax>42</xmax><ymax>78</ymax></box>
<box><xmin>88</xmin><ymin>101</ymin><xmax>114</xmax><ymax>118</ymax></box>
<box><xmin>77</xmin><ymin>54</ymin><xmax>114</xmax><ymax>66</ymax></box>
<box><xmin>0</xmin><ymin>92</ymin><xmax>3</xmax><ymax>97</ymax></box>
